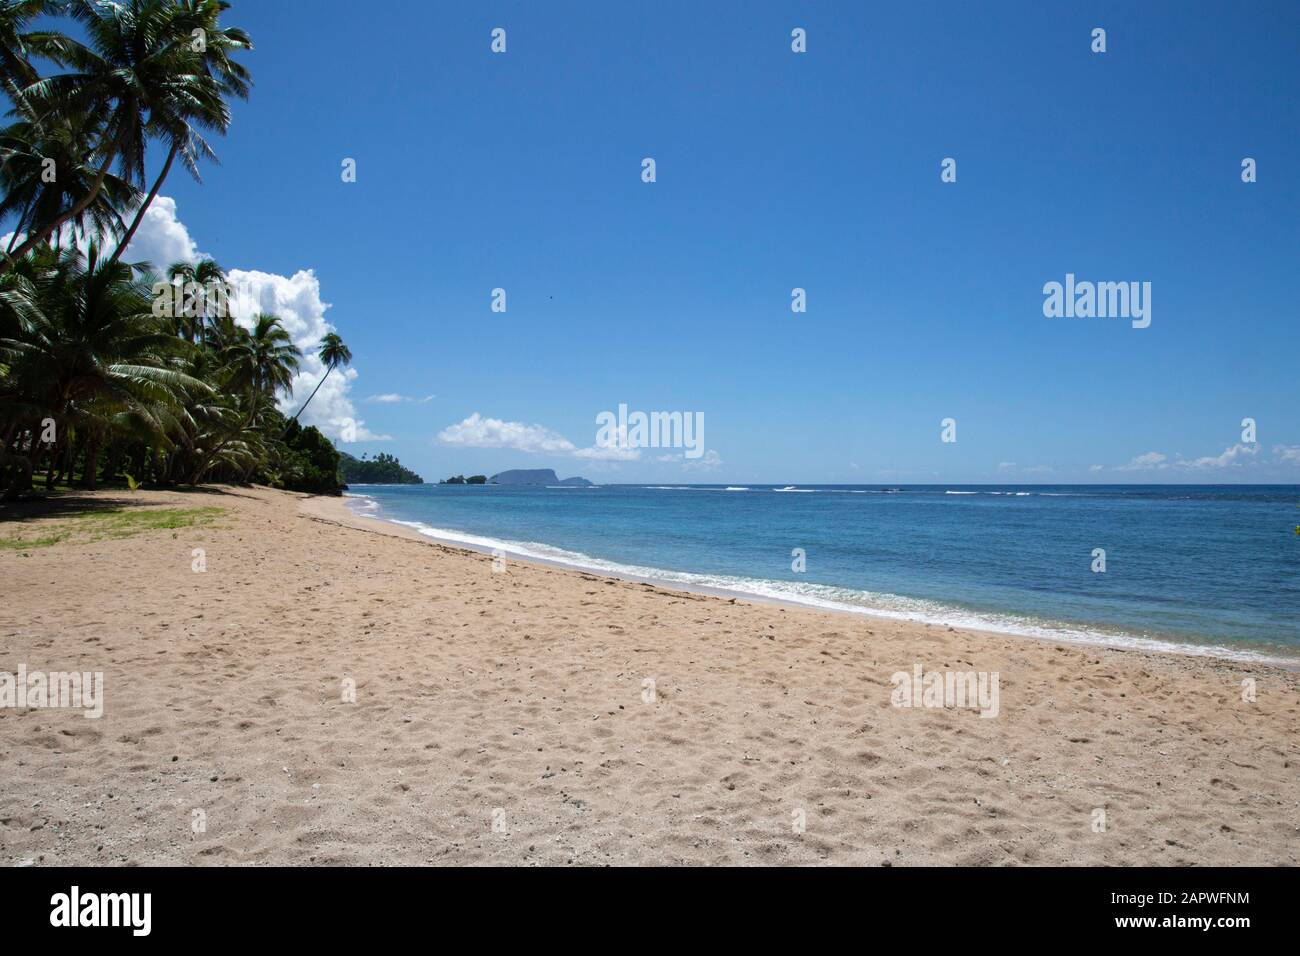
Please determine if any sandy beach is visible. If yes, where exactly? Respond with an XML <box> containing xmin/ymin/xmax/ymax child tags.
<box><xmin>1</xmin><ymin>484</ymin><xmax>1296</xmax><ymax>866</ymax></box>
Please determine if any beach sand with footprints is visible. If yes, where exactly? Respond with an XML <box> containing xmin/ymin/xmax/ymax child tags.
<box><xmin>1</xmin><ymin>485</ymin><xmax>1296</xmax><ymax>865</ymax></box>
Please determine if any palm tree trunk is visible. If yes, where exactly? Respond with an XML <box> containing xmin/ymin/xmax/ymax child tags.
<box><xmin>43</xmin><ymin>434</ymin><xmax>59</xmax><ymax>489</ymax></box>
<box><xmin>107</xmin><ymin>142</ymin><xmax>178</xmax><ymax>268</ymax></box>
<box><xmin>283</xmin><ymin>365</ymin><xmax>333</xmax><ymax>435</ymax></box>
<box><xmin>82</xmin><ymin>431</ymin><xmax>101</xmax><ymax>491</ymax></box>
<box><xmin>5</xmin><ymin>214</ymin><xmax>27</xmax><ymax>253</ymax></box>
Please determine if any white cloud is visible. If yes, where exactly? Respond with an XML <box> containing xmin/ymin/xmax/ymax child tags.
<box><xmin>1089</xmin><ymin>464</ymin><xmax>1104</xmax><ymax>472</ymax></box>
<box><xmin>1116</xmin><ymin>451</ymin><xmax>1168</xmax><ymax>471</ymax></box>
<box><xmin>122</xmin><ymin>197</ymin><xmax>383</xmax><ymax>444</ymax></box>
<box><xmin>1180</xmin><ymin>443</ymin><xmax>1258</xmax><ymax>470</ymax></box>
<box><xmin>654</xmin><ymin>449</ymin><xmax>722</xmax><ymax>471</ymax></box>
<box><xmin>121</xmin><ymin>195</ymin><xmax>202</xmax><ymax>268</ymax></box>
<box><xmin>573</xmin><ymin>440</ymin><xmax>640</xmax><ymax>461</ymax></box>
<box><xmin>1104</xmin><ymin>443</ymin><xmax>1283</xmax><ymax>474</ymax></box>
<box><xmin>224</xmin><ymin>268</ymin><xmax>387</xmax><ymax>442</ymax></box>
<box><xmin>681</xmin><ymin>449</ymin><xmax>723</xmax><ymax>472</ymax></box>
<box><xmin>367</xmin><ymin>393</ymin><xmax>434</xmax><ymax>404</ymax></box>
<box><xmin>439</xmin><ymin>412</ymin><xmax>641</xmax><ymax>460</ymax></box>
<box><xmin>439</xmin><ymin>413</ymin><xmax>576</xmax><ymax>454</ymax></box>
<box><xmin>4</xmin><ymin>194</ymin><xmax>202</xmax><ymax>267</ymax></box>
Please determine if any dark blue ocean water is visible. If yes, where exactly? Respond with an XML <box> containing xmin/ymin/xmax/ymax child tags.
<box><xmin>345</xmin><ymin>483</ymin><xmax>1300</xmax><ymax>663</ymax></box>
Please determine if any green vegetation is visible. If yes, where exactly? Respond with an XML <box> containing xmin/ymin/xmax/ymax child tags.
<box><xmin>0</xmin><ymin>1</ymin><xmax>347</xmax><ymax>500</ymax></box>
<box><xmin>340</xmin><ymin>451</ymin><xmax>423</xmax><ymax>485</ymax></box>
<box><xmin>440</xmin><ymin>474</ymin><xmax>486</xmax><ymax>485</ymax></box>
<box><xmin>0</xmin><ymin>504</ymin><xmax>221</xmax><ymax>549</ymax></box>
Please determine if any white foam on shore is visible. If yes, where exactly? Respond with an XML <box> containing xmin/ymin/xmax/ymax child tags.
<box><xmin>341</xmin><ymin>493</ymin><xmax>1295</xmax><ymax>667</ymax></box>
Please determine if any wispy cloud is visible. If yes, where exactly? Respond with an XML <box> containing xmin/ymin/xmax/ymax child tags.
<box><xmin>681</xmin><ymin>449</ymin><xmax>723</xmax><ymax>471</ymax></box>
<box><xmin>1116</xmin><ymin>451</ymin><xmax>1169</xmax><ymax>471</ymax></box>
<box><xmin>366</xmin><ymin>393</ymin><xmax>435</xmax><ymax>404</ymax></box>
<box><xmin>1105</xmin><ymin>443</ymin><xmax>1287</xmax><ymax>474</ymax></box>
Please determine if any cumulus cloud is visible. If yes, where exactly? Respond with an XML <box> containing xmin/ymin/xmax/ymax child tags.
<box><xmin>437</xmin><ymin>413</ymin><xmax>643</xmax><ymax>461</ymax></box>
<box><xmin>121</xmin><ymin>195</ymin><xmax>202</xmax><ymax>268</ymax></box>
<box><xmin>1180</xmin><ymin>443</ymin><xmax>1258</xmax><ymax>470</ymax></box>
<box><xmin>438</xmin><ymin>413</ymin><xmax>576</xmax><ymax>454</ymax></box>
<box><xmin>221</xmin><ymin>268</ymin><xmax>388</xmax><ymax>442</ymax></box>
<box><xmin>117</xmin><ymin>197</ymin><xmax>385</xmax><ymax>443</ymax></box>
<box><xmin>5</xmin><ymin>194</ymin><xmax>205</xmax><ymax>268</ymax></box>
<box><xmin>1275</xmin><ymin>445</ymin><xmax>1300</xmax><ymax>463</ymax></box>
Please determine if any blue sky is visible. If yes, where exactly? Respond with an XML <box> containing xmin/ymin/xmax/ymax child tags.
<box><xmin>64</xmin><ymin>2</ymin><xmax>1300</xmax><ymax>481</ymax></box>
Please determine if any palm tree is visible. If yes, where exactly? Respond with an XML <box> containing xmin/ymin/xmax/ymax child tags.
<box><xmin>0</xmin><ymin>3</ymin><xmax>357</xmax><ymax>498</ymax></box>
<box><xmin>3</xmin><ymin>0</ymin><xmax>235</xmax><ymax>271</ymax></box>
<box><xmin>0</xmin><ymin>0</ymin><xmax>47</xmax><ymax>100</ymax></box>
<box><xmin>0</xmin><ymin>109</ymin><xmax>141</xmax><ymax>254</ymax></box>
<box><xmin>107</xmin><ymin>0</ymin><xmax>253</xmax><ymax>265</ymax></box>
<box><xmin>285</xmin><ymin>332</ymin><xmax>350</xmax><ymax>430</ymax></box>
<box><xmin>165</xmin><ymin>257</ymin><xmax>225</xmax><ymax>341</ymax></box>
<box><xmin>226</xmin><ymin>312</ymin><xmax>299</xmax><ymax>399</ymax></box>
<box><xmin>0</xmin><ymin>242</ymin><xmax>206</xmax><ymax>493</ymax></box>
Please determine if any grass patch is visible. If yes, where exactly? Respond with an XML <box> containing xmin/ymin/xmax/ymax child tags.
<box><xmin>0</xmin><ymin>506</ymin><xmax>223</xmax><ymax>551</ymax></box>
<box><xmin>0</xmin><ymin>531</ymin><xmax>69</xmax><ymax>550</ymax></box>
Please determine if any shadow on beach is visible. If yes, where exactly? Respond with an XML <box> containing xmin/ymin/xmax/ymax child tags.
<box><xmin>0</xmin><ymin>483</ymin><xmax>261</xmax><ymax>523</ymax></box>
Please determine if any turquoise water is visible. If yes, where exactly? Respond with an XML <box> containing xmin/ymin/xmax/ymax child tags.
<box><xmin>345</xmin><ymin>483</ymin><xmax>1300</xmax><ymax>663</ymax></box>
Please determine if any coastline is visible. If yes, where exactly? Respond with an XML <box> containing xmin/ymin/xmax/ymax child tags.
<box><xmin>3</xmin><ymin>485</ymin><xmax>1296</xmax><ymax>865</ymax></box>
<box><xmin>328</xmin><ymin>491</ymin><xmax>1300</xmax><ymax>670</ymax></box>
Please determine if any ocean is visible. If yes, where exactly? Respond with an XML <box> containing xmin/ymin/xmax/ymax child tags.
<box><xmin>343</xmin><ymin>483</ymin><xmax>1300</xmax><ymax>664</ymax></box>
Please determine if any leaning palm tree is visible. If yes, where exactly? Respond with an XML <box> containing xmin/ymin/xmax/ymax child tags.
<box><xmin>0</xmin><ymin>109</ymin><xmax>141</xmax><ymax>254</ymax></box>
<box><xmin>3</xmin><ymin>0</ymin><xmax>235</xmax><ymax>272</ymax></box>
<box><xmin>107</xmin><ymin>0</ymin><xmax>253</xmax><ymax>265</ymax></box>
<box><xmin>284</xmin><ymin>332</ymin><xmax>350</xmax><ymax>430</ymax></box>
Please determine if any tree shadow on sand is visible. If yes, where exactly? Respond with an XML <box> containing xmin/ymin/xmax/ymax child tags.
<box><xmin>0</xmin><ymin>484</ymin><xmax>259</xmax><ymax>524</ymax></box>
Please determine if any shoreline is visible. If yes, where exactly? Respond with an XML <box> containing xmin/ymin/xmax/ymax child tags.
<box><xmin>322</xmin><ymin>492</ymin><xmax>1300</xmax><ymax>671</ymax></box>
<box><xmin>4</xmin><ymin>484</ymin><xmax>1297</xmax><ymax>865</ymax></box>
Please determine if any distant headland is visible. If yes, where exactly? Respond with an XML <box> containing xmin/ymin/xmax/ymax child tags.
<box><xmin>340</xmin><ymin>452</ymin><xmax>424</xmax><ymax>485</ymax></box>
<box><xmin>439</xmin><ymin>468</ymin><xmax>593</xmax><ymax>487</ymax></box>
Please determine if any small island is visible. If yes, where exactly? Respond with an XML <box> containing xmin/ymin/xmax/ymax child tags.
<box><xmin>490</xmin><ymin>469</ymin><xmax>592</xmax><ymax>487</ymax></box>
<box><xmin>339</xmin><ymin>452</ymin><xmax>424</xmax><ymax>485</ymax></box>
<box><xmin>437</xmin><ymin>468</ymin><xmax>593</xmax><ymax>486</ymax></box>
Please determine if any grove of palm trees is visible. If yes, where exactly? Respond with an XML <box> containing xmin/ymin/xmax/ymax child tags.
<box><xmin>0</xmin><ymin>0</ymin><xmax>348</xmax><ymax>501</ymax></box>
